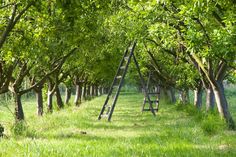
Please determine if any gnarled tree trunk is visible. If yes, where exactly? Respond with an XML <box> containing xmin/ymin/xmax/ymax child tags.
<box><xmin>95</xmin><ymin>86</ymin><xmax>98</xmax><ymax>96</ymax></box>
<box><xmin>87</xmin><ymin>85</ymin><xmax>91</xmax><ymax>97</ymax></box>
<box><xmin>47</xmin><ymin>82</ymin><xmax>53</xmax><ymax>113</ymax></box>
<box><xmin>74</xmin><ymin>83</ymin><xmax>82</xmax><ymax>106</ymax></box>
<box><xmin>91</xmin><ymin>85</ymin><xmax>95</xmax><ymax>96</ymax></box>
<box><xmin>55</xmin><ymin>86</ymin><xmax>64</xmax><ymax>109</ymax></box>
<box><xmin>212</xmin><ymin>81</ymin><xmax>235</xmax><ymax>129</ymax></box>
<box><xmin>83</xmin><ymin>83</ymin><xmax>87</xmax><ymax>99</ymax></box>
<box><xmin>205</xmin><ymin>86</ymin><xmax>215</xmax><ymax>111</ymax></box>
<box><xmin>167</xmin><ymin>87</ymin><xmax>176</xmax><ymax>104</ymax></box>
<box><xmin>99</xmin><ymin>86</ymin><xmax>102</xmax><ymax>96</ymax></box>
<box><xmin>194</xmin><ymin>88</ymin><xmax>203</xmax><ymax>109</ymax></box>
<box><xmin>179</xmin><ymin>89</ymin><xmax>190</xmax><ymax>104</ymax></box>
<box><xmin>194</xmin><ymin>82</ymin><xmax>203</xmax><ymax>109</ymax></box>
<box><xmin>14</xmin><ymin>93</ymin><xmax>24</xmax><ymax>121</ymax></box>
<box><xmin>35</xmin><ymin>87</ymin><xmax>43</xmax><ymax>116</ymax></box>
<box><xmin>65</xmin><ymin>87</ymin><xmax>72</xmax><ymax>104</ymax></box>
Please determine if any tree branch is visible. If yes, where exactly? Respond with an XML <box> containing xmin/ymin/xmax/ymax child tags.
<box><xmin>0</xmin><ymin>3</ymin><xmax>15</xmax><ymax>9</ymax></box>
<box><xmin>0</xmin><ymin>3</ymin><xmax>17</xmax><ymax>48</ymax></box>
<box><xmin>192</xmin><ymin>17</ymin><xmax>211</xmax><ymax>46</ymax></box>
<box><xmin>216</xmin><ymin>62</ymin><xmax>228</xmax><ymax>81</ymax></box>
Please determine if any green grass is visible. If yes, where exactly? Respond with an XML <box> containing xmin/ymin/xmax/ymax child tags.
<box><xmin>0</xmin><ymin>92</ymin><xmax>235</xmax><ymax>157</ymax></box>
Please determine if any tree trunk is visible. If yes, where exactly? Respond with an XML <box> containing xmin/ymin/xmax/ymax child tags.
<box><xmin>161</xmin><ymin>88</ymin><xmax>170</xmax><ymax>102</ymax></box>
<box><xmin>65</xmin><ymin>87</ymin><xmax>72</xmax><ymax>104</ymax></box>
<box><xmin>206</xmin><ymin>87</ymin><xmax>215</xmax><ymax>111</ymax></box>
<box><xmin>179</xmin><ymin>89</ymin><xmax>189</xmax><ymax>104</ymax></box>
<box><xmin>87</xmin><ymin>85</ymin><xmax>91</xmax><ymax>97</ymax></box>
<box><xmin>102</xmin><ymin>87</ymin><xmax>104</xmax><ymax>95</ymax></box>
<box><xmin>83</xmin><ymin>83</ymin><xmax>87</xmax><ymax>99</ymax></box>
<box><xmin>194</xmin><ymin>88</ymin><xmax>203</xmax><ymax>109</ymax></box>
<box><xmin>14</xmin><ymin>93</ymin><xmax>24</xmax><ymax>121</ymax></box>
<box><xmin>47</xmin><ymin>91</ymin><xmax>53</xmax><ymax>112</ymax></box>
<box><xmin>74</xmin><ymin>84</ymin><xmax>82</xmax><ymax>106</ymax></box>
<box><xmin>95</xmin><ymin>86</ymin><xmax>98</xmax><ymax>96</ymax></box>
<box><xmin>55</xmin><ymin>86</ymin><xmax>64</xmax><ymax>109</ymax></box>
<box><xmin>91</xmin><ymin>85</ymin><xmax>95</xmax><ymax>96</ymax></box>
<box><xmin>212</xmin><ymin>81</ymin><xmax>235</xmax><ymax>129</ymax></box>
<box><xmin>105</xmin><ymin>87</ymin><xmax>109</xmax><ymax>94</ymax></box>
<box><xmin>167</xmin><ymin>87</ymin><xmax>176</xmax><ymax>103</ymax></box>
<box><xmin>99</xmin><ymin>86</ymin><xmax>102</xmax><ymax>96</ymax></box>
<box><xmin>36</xmin><ymin>88</ymin><xmax>43</xmax><ymax>116</ymax></box>
<box><xmin>47</xmin><ymin>82</ymin><xmax>53</xmax><ymax>113</ymax></box>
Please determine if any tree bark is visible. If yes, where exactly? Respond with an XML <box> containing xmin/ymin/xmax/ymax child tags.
<box><xmin>179</xmin><ymin>89</ymin><xmax>189</xmax><ymax>104</ymax></box>
<box><xmin>14</xmin><ymin>93</ymin><xmax>24</xmax><ymax>121</ymax></box>
<box><xmin>91</xmin><ymin>85</ymin><xmax>95</xmax><ymax>96</ymax></box>
<box><xmin>64</xmin><ymin>87</ymin><xmax>72</xmax><ymax>104</ymax></box>
<box><xmin>36</xmin><ymin>88</ymin><xmax>43</xmax><ymax>116</ymax></box>
<box><xmin>74</xmin><ymin>84</ymin><xmax>82</xmax><ymax>106</ymax></box>
<box><xmin>95</xmin><ymin>86</ymin><xmax>98</xmax><ymax>96</ymax></box>
<box><xmin>47</xmin><ymin>82</ymin><xmax>53</xmax><ymax>113</ymax></box>
<box><xmin>55</xmin><ymin>86</ymin><xmax>64</xmax><ymax>109</ymax></box>
<box><xmin>99</xmin><ymin>86</ymin><xmax>102</xmax><ymax>96</ymax></box>
<box><xmin>87</xmin><ymin>85</ymin><xmax>91</xmax><ymax>97</ymax></box>
<box><xmin>206</xmin><ymin>87</ymin><xmax>215</xmax><ymax>111</ymax></box>
<box><xmin>194</xmin><ymin>87</ymin><xmax>203</xmax><ymax>109</ymax></box>
<box><xmin>167</xmin><ymin>87</ymin><xmax>176</xmax><ymax>103</ymax></box>
<box><xmin>83</xmin><ymin>83</ymin><xmax>87</xmax><ymax>99</ymax></box>
<box><xmin>212</xmin><ymin>81</ymin><xmax>235</xmax><ymax>129</ymax></box>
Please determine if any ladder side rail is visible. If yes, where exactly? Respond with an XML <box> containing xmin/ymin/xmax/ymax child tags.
<box><xmin>98</xmin><ymin>48</ymin><xmax>129</xmax><ymax>120</ymax></box>
<box><xmin>132</xmin><ymin>53</ymin><xmax>156</xmax><ymax>116</ymax></box>
<box><xmin>142</xmin><ymin>72</ymin><xmax>151</xmax><ymax>112</ymax></box>
<box><xmin>107</xmin><ymin>43</ymin><xmax>136</xmax><ymax>121</ymax></box>
<box><xmin>107</xmin><ymin>48</ymin><xmax>129</xmax><ymax>96</ymax></box>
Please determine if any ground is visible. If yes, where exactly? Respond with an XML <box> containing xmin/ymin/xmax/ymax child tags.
<box><xmin>0</xmin><ymin>92</ymin><xmax>235</xmax><ymax>157</ymax></box>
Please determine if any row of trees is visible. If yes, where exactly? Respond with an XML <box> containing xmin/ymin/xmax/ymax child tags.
<box><xmin>0</xmin><ymin>0</ymin><xmax>235</xmax><ymax>129</ymax></box>
<box><xmin>0</xmin><ymin>0</ymin><xmax>119</xmax><ymax>123</ymax></box>
<box><xmin>108</xmin><ymin>0</ymin><xmax>235</xmax><ymax>129</ymax></box>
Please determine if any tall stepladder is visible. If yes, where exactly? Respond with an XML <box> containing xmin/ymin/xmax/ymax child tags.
<box><xmin>98</xmin><ymin>41</ymin><xmax>158</xmax><ymax>121</ymax></box>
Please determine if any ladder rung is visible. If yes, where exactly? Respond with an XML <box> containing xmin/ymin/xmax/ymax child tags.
<box><xmin>105</xmin><ymin>105</ymin><xmax>111</xmax><ymax>108</ymax></box>
<box><xmin>105</xmin><ymin>106</ymin><xmax>111</xmax><ymax>114</ymax></box>
<box><xmin>148</xmin><ymin>92</ymin><xmax>160</xmax><ymax>95</ymax></box>
<box><xmin>112</xmin><ymin>85</ymin><xmax>119</xmax><ymax>89</ymax></box>
<box><xmin>124</xmin><ymin>57</ymin><xmax>129</xmax><ymax>61</ymax></box>
<box><xmin>143</xmin><ymin>108</ymin><xmax>158</xmax><ymax>111</ymax></box>
<box><xmin>116</xmin><ymin>75</ymin><xmax>122</xmax><ymax>79</ymax></box>
<box><xmin>120</xmin><ymin>66</ymin><xmax>126</xmax><ymax>70</ymax></box>
<box><xmin>101</xmin><ymin>114</ymin><xmax>109</xmax><ymax>118</ymax></box>
<box><xmin>144</xmin><ymin>100</ymin><xmax>159</xmax><ymax>103</ymax></box>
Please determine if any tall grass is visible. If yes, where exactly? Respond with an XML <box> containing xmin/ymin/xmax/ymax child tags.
<box><xmin>0</xmin><ymin>91</ymin><xmax>235</xmax><ymax>157</ymax></box>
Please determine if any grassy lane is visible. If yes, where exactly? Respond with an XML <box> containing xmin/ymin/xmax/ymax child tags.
<box><xmin>0</xmin><ymin>93</ymin><xmax>235</xmax><ymax>157</ymax></box>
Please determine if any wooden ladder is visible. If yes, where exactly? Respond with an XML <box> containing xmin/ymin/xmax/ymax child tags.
<box><xmin>142</xmin><ymin>71</ymin><xmax>160</xmax><ymax>112</ymax></box>
<box><xmin>98</xmin><ymin>41</ymin><xmax>156</xmax><ymax>121</ymax></box>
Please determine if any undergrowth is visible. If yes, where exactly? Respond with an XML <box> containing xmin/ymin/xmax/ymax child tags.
<box><xmin>175</xmin><ymin>101</ymin><xmax>226</xmax><ymax>135</ymax></box>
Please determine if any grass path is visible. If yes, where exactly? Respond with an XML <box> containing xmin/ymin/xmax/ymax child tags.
<box><xmin>0</xmin><ymin>93</ymin><xmax>235</xmax><ymax>156</ymax></box>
